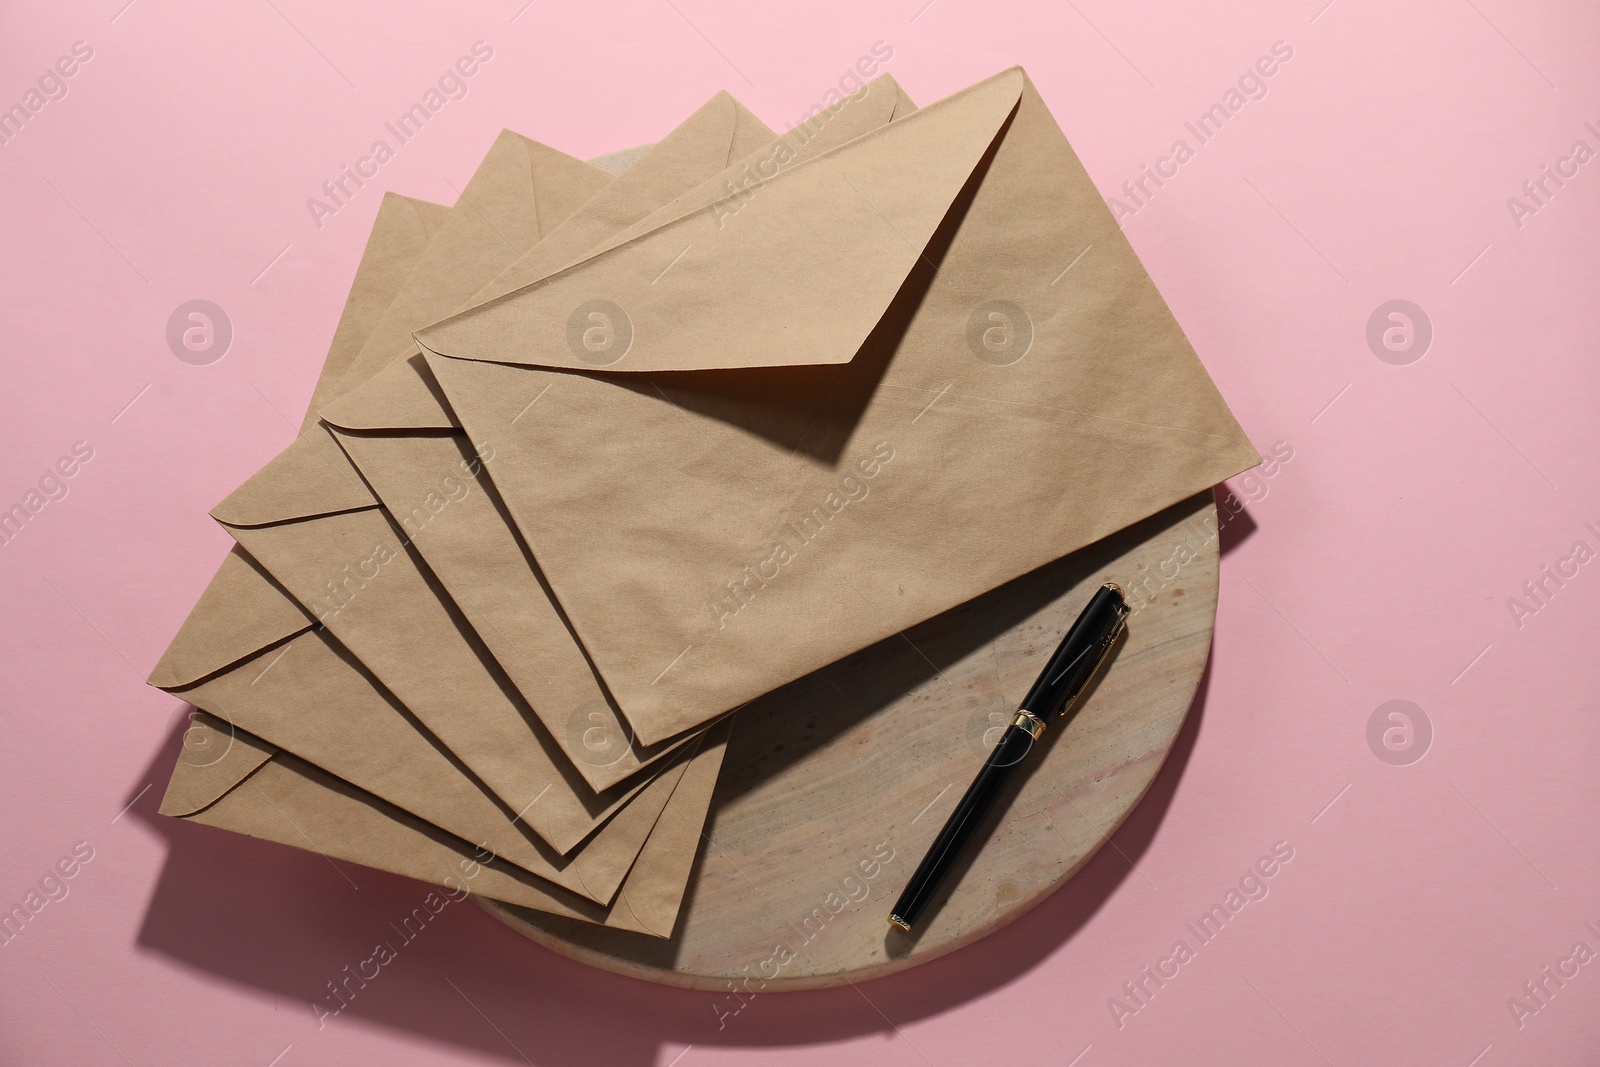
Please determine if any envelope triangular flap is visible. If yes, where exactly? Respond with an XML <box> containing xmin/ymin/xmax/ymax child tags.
<box><xmin>889</xmin><ymin>78</ymin><xmax>918</xmax><ymax>119</ymax></box>
<box><xmin>157</xmin><ymin>713</ymin><xmax>277</xmax><ymax>817</ymax></box>
<box><xmin>320</xmin><ymin>93</ymin><xmax>782</xmax><ymax>434</ymax></box>
<box><xmin>325</xmin><ymin>132</ymin><xmax>613</xmax><ymax>406</ymax></box>
<box><xmin>147</xmin><ymin>546</ymin><xmax>313</xmax><ymax>689</ymax></box>
<box><xmin>182</xmin><ymin>741</ymin><xmax>612</xmax><ymax>920</ymax></box>
<box><xmin>302</xmin><ymin>193</ymin><xmax>449</xmax><ymax>430</ymax></box>
<box><xmin>414</xmin><ymin>69</ymin><xmax>1026</xmax><ymax>375</ymax></box>
<box><xmin>542</xmin><ymin>90</ymin><xmax>774</xmax><ymax>262</ymax></box>
<box><xmin>209</xmin><ymin>427</ymin><xmax>378</xmax><ymax>527</ymax></box>
<box><xmin>320</xmin><ymin>352</ymin><xmax>458</xmax><ymax>432</ymax></box>
<box><xmin>525</xmin><ymin>133</ymin><xmax>616</xmax><ymax>244</ymax></box>
<box><xmin>580</xmin><ymin>74</ymin><xmax>913</xmax><ymax>268</ymax></box>
<box><xmin>602</xmin><ymin>717</ymin><xmax>731</xmax><ymax>936</ymax></box>
<box><xmin>427</xmin><ymin>129</ymin><xmax>583</xmax><ymax>291</ymax></box>
<box><xmin>431</xmin><ymin>90</ymin><xmax>777</xmax><ymax>331</ymax></box>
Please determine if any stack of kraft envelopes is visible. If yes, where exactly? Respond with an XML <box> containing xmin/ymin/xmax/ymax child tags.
<box><xmin>149</xmin><ymin>67</ymin><xmax>1260</xmax><ymax>940</ymax></box>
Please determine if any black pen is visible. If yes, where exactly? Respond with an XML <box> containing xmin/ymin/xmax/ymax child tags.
<box><xmin>889</xmin><ymin>583</ymin><xmax>1129</xmax><ymax>932</ymax></box>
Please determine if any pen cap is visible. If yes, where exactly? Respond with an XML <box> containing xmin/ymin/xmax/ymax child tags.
<box><xmin>1019</xmin><ymin>584</ymin><xmax>1127</xmax><ymax>718</ymax></box>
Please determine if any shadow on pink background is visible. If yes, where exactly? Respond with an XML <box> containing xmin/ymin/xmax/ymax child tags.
<box><xmin>2</xmin><ymin>1</ymin><xmax>1598</xmax><ymax>1064</ymax></box>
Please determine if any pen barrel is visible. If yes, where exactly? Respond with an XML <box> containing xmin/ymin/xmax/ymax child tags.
<box><xmin>889</xmin><ymin>723</ymin><xmax>1035</xmax><ymax>930</ymax></box>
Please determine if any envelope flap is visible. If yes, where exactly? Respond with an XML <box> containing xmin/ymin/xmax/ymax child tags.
<box><xmin>302</xmin><ymin>193</ymin><xmax>449</xmax><ymax>428</ymax></box>
<box><xmin>442</xmin><ymin>90</ymin><xmax>776</xmax><ymax>320</ymax></box>
<box><xmin>414</xmin><ymin>68</ymin><xmax>1026</xmax><ymax>374</ymax></box>
<box><xmin>320</xmin><ymin>352</ymin><xmax>458</xmax><ymax>431</ymax></box>
<box><xmin>158</xmin><ymin>713</ymin><xmax>278</xmax><ymax>817</ymax></box>
<box><xmin>547</xmin><ymin>90</ymin><xmax>772</xmax><ymax>248</ymax></box>
<box><xmin>525</xmin><ymin>133</ymin><xmax>614</xmax><ymax>243</ymax></box>
<box><xmin>320</xmin><ymin>93</ymin><xmax>779</xmax><ymax>433</ymax></box>
<box><xmin>889</xmin><ymin>77</ymin><xmax>918</xmax><ymax>119</ymax></box>
<box><xmin>473</xmin><ymin>129</ymin><xmax>598</xmax><ymax>259</ymax></box>
<box><xmin>588</xmin><ymin>74</ymin><xmax>911</xmax><ymax>263</ymax></box>
<box><xmin>323</xmin><ymin>131</ymin><xmax>613</xmax><ymax>405</ymax></box>
<box><xmin>148</xmin><ymin>546</ymin><xmax>314</xmax><ymax>688</ymax></box>
<box><xmin>210</xmin><ymin>427</ymin><xmax>378</xmax><ymax>526</ymax></box>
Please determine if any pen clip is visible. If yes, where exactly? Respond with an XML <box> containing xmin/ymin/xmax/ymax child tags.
<box><xmin>1057</xmin><ymin>595</ymin><xmax>1128</xmax><ymax>718</ymax></box>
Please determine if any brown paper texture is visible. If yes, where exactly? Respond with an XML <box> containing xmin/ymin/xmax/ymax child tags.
<box><xmin>301</xmin><ymin>195</ymin><xmax>449</xmax><ymax>430</ymax></box>
<box><xmin>150</xmin><ymin>190</ymin><xmax>678</xmax><ymax>887</ymax></box>
<box><xmin>316</xmin><ymin>78</ymin><xmax>912</xmax><ymax>791</ymax></box>
<box><xmin>202</xmin><ymin>132</ymin><xmax>638</xmax><ymax>852</ymax></box>
<box><xmin>419</xmin><ymin>68</ymin><xmax>1260</xmax><ymax>744</ymax></box>
<box><xmin>305</xmin><ymin>92</ymin><xmax>782</xmax><ymax>787</ymax></box>
<box><xmin>163</xmin><ymin>713</ymin><xmax>727</xmax><ymax>933</ymax></box>
<box><xmin>212</xmin><ymin>473</ymin><xmax>635</xmax><ymax>854</ymax></box>
<box><xmin>163</xmin><ymin>615</ymin><xmax>662</xmax><ymax>903</ymax></box>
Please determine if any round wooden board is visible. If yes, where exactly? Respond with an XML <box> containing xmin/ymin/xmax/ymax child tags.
<box><xmin>481</xmin><ymin>491</ymin><xmax>1220</xmax><ymax>990</ymax></box>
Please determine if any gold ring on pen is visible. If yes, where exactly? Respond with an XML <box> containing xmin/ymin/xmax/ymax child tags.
<box><xmin>1011</xmin><ymin>709</ymin><xmax>1046</xmax><ymax>740</ymax></box>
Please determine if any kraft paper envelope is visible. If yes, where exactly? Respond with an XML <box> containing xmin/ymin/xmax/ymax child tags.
<box><xmin>303</xmin><ymin>93</ymin><xmax>777</xmax><ymax>787</ymax></box>
<box><xmin>329</xmin><ymin>92</ymin><xmax>776</xmax><ymax>397</ymax></box>
<box><xmin>487</xmin><ymin>714</ymin><xmax>732</xmax><ymax>936</ymax></box>
<box><xmin>206</xmin><ymin>132</ymin><xmax>651</xmax><ymax>852</ymax></box>
<box><xmin>151</xmin><ymin>549</ymin><xmax>685</xmax><ymax>904</ymax></box>
<box><xmin>211</xmin><ymin>432</ymin><xmax>641</xmax><ymax>854</ymax></box>
<box><xmin>162</xmin><ymin>714</ymin><xmax>616</xmax><ymax>917</ymax></box>
<box><xmin>301</xmin><ymin>193</ymin><xmax>449</xmax><ymax>432</ymax></box>
<box><xmin>447</xmin><ymin>75</ymin><xmax>919</xmax><ymax>313</ymax></box>
<box><xmin>203</xmin><ymin>108</ymin><xmax>778</xmax><ymax>814</ymax></box>
<box><xmin>317</xmin><ymin>78</ymin><xmax>914</xmax><ymax>790</ymax></box>
<box><xmin>150</xmin><ymin>197</ymin><xmax>695</xmax><ymax>899</ymax></box>
<box><xmin>164</xmin><ymin>713</ymin><xmax>731</xmax><ymax>934</ymax></box>
<box><xmin>150</xmin><ymin>190</ymin><xmax>442</xmax><ymax>708</ymax></box>
<box><xmin>150</xmin><ymin>191</ymin><xmax>726</xmax><ymax>908</ymax></box>
<box><xmin>153</xmin><ymin>192</ymin><xmax>715</xmax><ymax>907</ymax></box>
<box><xmin>417</xmin><ymin>67</ymin><xmax>1262</xmax><ymax>745</ymax></box>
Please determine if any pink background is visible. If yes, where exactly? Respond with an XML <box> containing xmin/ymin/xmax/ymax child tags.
<box><xmin>3</xmin><ymin>0</ymin><xmax>1597</xmax><ymax>1064</ymax></box>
